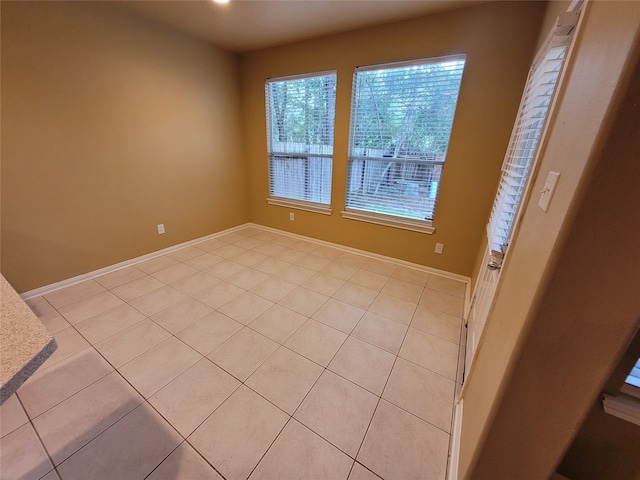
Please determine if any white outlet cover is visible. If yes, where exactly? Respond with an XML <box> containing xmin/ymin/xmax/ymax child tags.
<box><xmin>435</xmin><ymin>243</ymin><xmax>444</xmax><ymax>254</ymax></box>
<box><xmin>157</xmin><ymin>224</ymin><xmax>165</xmax><ymax>234</ymax></box>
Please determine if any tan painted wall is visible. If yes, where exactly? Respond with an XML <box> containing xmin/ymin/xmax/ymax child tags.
<box><xmin>1</xmin><ymin>1</ymin><xmax>248</xmax><ymax>293</ymax></box>
<box><xmin>240</xmin><ymin>2</ymin><xmax>545</xmax><ymax>277</ymax></box>
<box><xmin>459</xmin><ymin>2</ymin><xmax>640</xmax><ymax>478</ymax></box>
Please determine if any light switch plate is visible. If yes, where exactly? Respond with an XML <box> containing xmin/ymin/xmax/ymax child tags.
<box><xmin>538</xmin><ymin>171</ymin><xmax>560</xmax><ymax>212</ymax></box>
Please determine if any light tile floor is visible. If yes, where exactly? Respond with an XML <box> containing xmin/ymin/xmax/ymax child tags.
<box><xmin>0</xmin><ymin>226</ymin><xmax>467</xmax><ymax>480</ymax></box>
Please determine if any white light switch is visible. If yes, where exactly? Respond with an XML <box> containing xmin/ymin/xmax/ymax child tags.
<box><xmin>538</xmin><ymin>171</ymin><xmax>560</xmax><ymax>212</ymax></box>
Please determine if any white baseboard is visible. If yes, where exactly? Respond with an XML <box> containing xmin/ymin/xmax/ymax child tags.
<box><xmin>447</xmin><ymin>398</ymin><xmax>463</xmax><ymax>480</ymax></box>
<box><xmin>21</xmin><ymin>222</ymin><xmax>471</xmax><ymax>303</ymax></box>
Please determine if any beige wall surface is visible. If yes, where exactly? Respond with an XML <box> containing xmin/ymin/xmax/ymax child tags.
<box><xmin>1</xmin><ymin>1</ymin><xmax>248</xmax><ymax>292</ymax></box>
<box><xmin>459</xmin><ymin>2</ymin><xmax>640</xmax><ymax>478</ymax></box>
<box><xmin>240</xmin><ymin>1</ymin><xmax>545</xmax><ymax>277</ymax></box>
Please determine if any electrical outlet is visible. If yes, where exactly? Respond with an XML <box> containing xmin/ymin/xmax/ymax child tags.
<box><xmin>289</xmin><ymin>212</ymin><xmax>294</xmax><ymax>221</ymax></box>
<box><xmin>157</xmin><ymin>224</ymin><xmax>165</xmax><ymax>235</ymax></box>
<box><xmin>435</xmin><ymin>243</ymin><xmax>444</xmax><ymax>254</ymax></box>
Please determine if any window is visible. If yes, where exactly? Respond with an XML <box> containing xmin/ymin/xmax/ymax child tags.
<box><xmin>622</xmin><ymin>358</ymin><xmax>640</xmax><ymax>399</ymax></box>
<box><xmin>487</xmin><ymin>12</ymin><xmax>578</xmax><ymax>255</ymax></box>
<box><xmin>343</xmin><ymin>55</ymin><xmax>465</xmax><ymax>233</ymax></box>
<box><xmin>265</xmin><ymin>72</ymin><xmax>337</xmax><ymax>214</ymax></box>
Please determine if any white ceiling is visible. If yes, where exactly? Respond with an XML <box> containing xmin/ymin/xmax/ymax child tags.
<box><xmin>120</xmin><ymin>0</ymin><xmax>486</xmax><ymax>53</ymax></box>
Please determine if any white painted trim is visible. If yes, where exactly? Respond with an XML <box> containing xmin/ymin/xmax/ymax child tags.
<box><xmin>603</xmin><ymin>393</ymin><xmax>640</xmax><ymax>426</ymax></box>
<box><xmin>447</xmin><ymin>399</ymin><xmax>463</xmax><ymax>480</ymax></box>
<box><xmin>247</xmin><ymin>222</ymin><xmax>469</xmax><ymax>285</ymax></box>
<box><xmin>19</xmin><ymin>224</ymin><xmax>249</xmax><ymax>300</ymax></box>
<box><xmin>341</xmin><ymin>210</ymin><xmax>435</xmax><ymax>234</ymax></box>
<box><xmin>267</xmin><ymin>197</ymin><xmax>332</xmax><ymax>215</ymax></box>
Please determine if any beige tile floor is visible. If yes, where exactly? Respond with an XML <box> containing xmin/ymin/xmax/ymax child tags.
<box><xmin>0</xmin><ymin>226</ymin><xmax>467</xmax><ymax>480</ymax></box>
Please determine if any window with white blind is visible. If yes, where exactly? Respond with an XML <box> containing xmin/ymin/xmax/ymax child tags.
<box><xmin>487</xmin><ymin>13</ymin><xmax>578</xmax><ymax>254</ymax></box>
<box><xmin>265</xmin><ymin>71</ymin><xmax>337</xmax><ymax>214</ymax></box>
<box><xmin>343</xmin><ymin>55</ymin><xmax>465</xmax><ymax>233</ymax></box>
<box><xmin>622</xmin><ymin>358</ymin><xmax>640</xmax><ymax>399</ymax></box>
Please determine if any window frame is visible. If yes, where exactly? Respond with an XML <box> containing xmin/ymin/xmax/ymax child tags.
<box><xmin>341</xmin><ymin>54</ymin><xmax>466</xmax><ymax>234</ymax></box>
<box><xmin>265</xmin><ymin>70</ymin><xmax>337</xmax><ymax>215</ymax></box>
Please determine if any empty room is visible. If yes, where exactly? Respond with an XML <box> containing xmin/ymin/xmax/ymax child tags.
<box><xmin>1</xmin><ymin>1</ymin><xmax>639</xmax><ymax>479</ymax></box>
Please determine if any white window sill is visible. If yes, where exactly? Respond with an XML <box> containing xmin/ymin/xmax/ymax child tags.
<box><xmin>602</xmin><ymin>393</ymin><xmax>640</xmax><ymax>426</ymax></box>
<box><xmin>267</xmin><ymin>197</ymin><xmax>332</xmax><ymax>215</ymax></box>
<box><xmin>340</xmin><ymin>210</ymin><xmax>435</xmax><ymax>234</ymax></box>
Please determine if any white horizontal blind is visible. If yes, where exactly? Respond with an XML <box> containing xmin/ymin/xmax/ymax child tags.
<box><xmin>626</xmin><ymin>358</ymin><xmax>640</xmax><ymax>388</ymax></box>
<box><xmin>487</xmin><ymin>18</ymin><xmax>577</xmax><ymax>254</ymax></box>
<box><xmin>346</xmin><ymin>56</ymin><xmax>465</xmax><ymax>222</ymax></box>
<box><xmin>266</xmin><ymin>72</ymin><xmax>336</xmax><ymax>206</ymax></box>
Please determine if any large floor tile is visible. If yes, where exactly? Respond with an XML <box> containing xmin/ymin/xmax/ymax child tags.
<box><xmin>328</xmin><ymin>337</ymin><xmax>395</xmax><ymax>395</ymax></box>
<box><xmin>151</xmin><ymin>297</ymin><xmax>213</xmax><ymax>334</ymax></box>
<box><xmin>110</xmin><ymin>275</ymin><xmax>165</xmax><ymax>302</ymax></box>
<box><xmin>252</xmin><ymin>257</ymin><xmax>289</xmax><ymax>275</ymax></box>
<box><xmin>285</xmin><ymin>319</ymin><xmax>348</xmax><ymax>366</ymax></box>
<box><xmin>44</xmin><ymin>280</ymin><xmax>106</xmax><ymax>308</ymax></box>
<box><xmin>94</xmin><ymin>318</ymin><xmax>170</xmax><ymax>368</ymax></box>
<box><xmin>250</xmin><ymin>420</ymin><xmax>353</xmax><ymax>480</ymax></box>
<box><xmin>176</xmin><ymin>311</ymin><xmax>243</xmax><ymax>355</ymax></box>
<box><xmin>278</xmin><ymin>286</ymin><xmax>328</xmax><ymax>317</ymax></box>
<box><xmin>151</xmin><ymin>263</ymin><xmax>199</xmax><ymax>284</ymax></box>
<box><xmin>399</xmin><ymin>328</ymin><xmax>459</xmax><ymax>380</ymax></box>
<box><xmin>18</xmin><ymin>348</ymin><xmax>113</xmax><ymax>418</ymax></box>
<box><xmin>129</xmin><ymin>285</ymin><xmax>188</xmax><ymax>316</ymax></box>
<box><xmin>38</xmin><ymin>310</ymin><xmax>71</xmax><ymax>334</ymax></box>
<box><xmin>411</xmin><ymin>305</ymin><xmax>462</xmax><ymax>344</ymax></box>
<box><xmin>192</xmin><ymin>281</ymin><xmax>244</xmax><ymax>309</ymax></box>
<box><xmin>246</xmin><ymin>347</ymin><xmax>323</xmax><ymax>415</ymax></box>
<box><xmin>419</xmin><ymin>288</ymin><xmax>464</xmax><ymax>317</ymax></box>
<box><xmin>166</xmin><ymin>246</ymin><xmax>207</xmax><ymax>262</ymax></box>
<box><xmin>382</xmin><ymin>357</ymin><xmax>455</xmax><ymax>432</ymax></box>
<box><xmin>25</xmin><ymin>296</ymin><xmax>55</xmax><ymax>316</ymax></box>
<box><xmin>170</xmin><ymin>270</ymin><xmax>221</xmax><ymax>296</ymax></box>
<box><xmin>333</xmin><ymin>282</ymin><xmax>378</xmax><ymax>310</ymax></box>
<box><xmin>248</xmin><ymin>304</ymin><xmax>307</xmax><ymax>344</ymax></box>
<box><xmin>204</xmin><ymin>259</ymin><xmax>246</xmax><ymax>279</ymax></box>
<box><xmin>218</xmin><ymin>291</ymin><xmax>274</xmax><ymax>325</ymax></box>
<box><xmin>94</xmin><ymin>266</ymin><xmax>147</xmax><ymax>290</ymax></box>
<box><xmin>147</xmin><ymin>441</ymin><xmax>224</xmax><ymax>479</ymax></box>
<box><xmin>357</xmin><ymin>400</ymin><xmax>449</xmax><ymax>480</ymax></box>
<box><xmin>74</xmin><ymin>303</ymin><xmax>145</xmax><ymax>344</ymax></box>
<box><xmin>360</xmin><ymin>258</ymin><xmax>397</xmax><ymax>276</ymax></box>
<box><xmin>226</xmin><ymin>267</ymin><xmax>269</xmax><ymax>290</ymax></box>
<box><xmin>312</xmin><ymin>298</ymin><xmax>366</xmax><ymax>334</ymax></box>
<box><xmin>349</xmin><ymin>269</ymin><xmax>389</xmax><ymax>291</ymax></box>
<box><xmin>391</xmin><ymin>266</ymin><xmax>430</xmax><ymax>286</ymax></box>
<box><xmin>40</xmin><ymin>326</ymin><xmax>90</xmax><ymax>368</ymax></box>
<box><xmin>57</xmin><ymin>291</ymin><xmax>125</xmax><ymax>325</ymax></box>
<box><xmin>0</xmin><ymin>394</ymin><xmax>28</xmax><ymax>438</ymax></box>
<box><xmin>320</xmin><ymin>261</ymin><xmax>359</xmax><ymax>281</ymax></box>
<box><xmin>381</xmin><ymin>277</ymin><xmax>424</xmax><ymax>303</ymax></box>
<box><xmin>189</xmin><ymin>386</ymin><xmax>289</xmax><ymax>480</ymax></box>
<box><xmin>136</xmin><ymin>255</ymin><xmax>180</xmax><ymax>274</ymax></box>
<box><xmin>250</xmin><ymin>276</ymin><xmax>298</xmax><ymax>302</ymax></box>
<box><xmin>302</xmin><ymin>272</ymin><xmax>346</xmax><ymax>296</ymax></box>
<box><xmin>149</xmin><ymin>359</ymin><xmax>240</xmax><ymax>437</ymax></box>
<box><xmin>349</xmin><ymin>462</ymin><xmax>383</xmax><ymax>480</ymax></box>
<box><xmin>207</xmin><ymin>328</ymin><xmax>279</xmax><ymax>381</ymax></box>
<box><xmin>0</xmin><ymin>422</ymin><xmax>54</xmax><ymax>479</ymax></box>
<box><xmin>295</xmin><ymin>253</ymin><xmax>331</xmax><ymax>271</ymax></box>
<box><xmin>57</xmin><ymin>403</ymin><xmax>182</xmax><ymax>480</ymax></box>
<box><xmin>294</xmin><ymin>370</ymin><xmax>378</xmax><ymax>457</ymax></box>
<box><xmin>275</xmin><ymin>264</ymin><xmax>316</xmax><ymax>285</ymax></box>
<box><xmin>426</xmin><ymin>275</ymin><xmax>467</xmax><ymax>298</ymax></box>
<box><xmin>368</xmin><ymin>293</ymin><xmax>417</xmax><ymax>325</ymax></box>
<box><xmin>352</xmin><ymin>312</ymin><xmax>408</xmax><ymax>354</ymax></box>
<box><xmin>33</xmin><ymin>371</ymin><xmax>143</xmax><ymax>465</ymax></box>
<box><xmin>183</xmin><ymin>252</ymin><xmax>225</xmax><ymax>271</ymax></box>
<box><xmin>118</xmin><ymin>337</ymin><xmax>201</xmax><ymax>397</ymax></box>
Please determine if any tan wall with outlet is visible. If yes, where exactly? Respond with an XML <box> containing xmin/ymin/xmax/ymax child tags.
<box><xmin>459</xmin><ymin>2</ymin><xmax>640</xmax><ymax>478</ymax></box>
<box><xmin>1</xmin><ymin>1</ymin><xmax>249</xmax><ymax>292</ymax></box>
<box><xmin>240</xmin><ymin>1</ymin><xmax>546</xmax><ymax>277</ymax></box>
